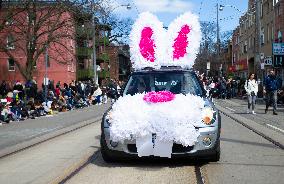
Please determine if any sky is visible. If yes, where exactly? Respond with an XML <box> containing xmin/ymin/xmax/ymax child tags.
<box><xmin>111</xmin><ymin>0</ymin><xmax>249</xmax><ymax>33</ymax></box>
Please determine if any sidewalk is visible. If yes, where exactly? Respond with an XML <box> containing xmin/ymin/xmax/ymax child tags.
<box><xmin>0</xmin><ymin>120</ymin><xmax>101</xmax><ymax>184</ymax></box>
<box><xmin>215</xmin><ymin>98</ymin><xmax>284</xmax><ymax>133</ymax></box>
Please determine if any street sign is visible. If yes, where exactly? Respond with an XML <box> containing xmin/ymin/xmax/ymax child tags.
<box><xmin>264</xmin><ymin>56</ymin><xmax>272</xmax><ymax>65</ymax></box>
<box><xmin>273</xmin><ymin>43</ymin><xmax>284</xmax><ymax>55</ymax></box>
<box><xmin>261</xmin><ymin>63</ymin><xmax>265</xmax><ymax>70</ymax></box>
<box><xmin>206</xmin><ymin>62</ymin><xmax>210</xmax><ymax>70</ymax></box>
<box><xmin>43</xmin><ymin>77</ymin><xmax>49</xmax><ymax>85</ymax></box>
<box><xmin>273</xmin><ymin>55</ymin><xmax>284</xmax><ymax>67</ymax></box>
<box><xmin>260</xmin><ymin>53</ymin><xmax>265</xmax><ymax>59</ymax></box>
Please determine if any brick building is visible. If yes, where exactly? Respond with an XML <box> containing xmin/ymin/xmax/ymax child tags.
<box><xmin>231</xmin><ymin>0</ymin><xmax>284</xmax><ymax>82</ymax></box>
<box><xmin>0</xmin><ymin>2</ymin><xmax>77</xmax><ymax>87</ymax></box>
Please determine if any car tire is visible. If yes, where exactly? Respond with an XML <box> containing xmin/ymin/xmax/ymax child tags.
<box><xmin>100</xmin><ymin>134</ymin><xmax>116</xmax><ymax>163</ymax></box>
<box><xmin>209</xmin><ymin>139</ymin><xmax>220</xmax><ymax>162</ymax></box>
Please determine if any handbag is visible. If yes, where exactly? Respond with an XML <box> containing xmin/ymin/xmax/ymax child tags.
<box><xmin>251</xmin><ymin>91</ymin><xmax>256</xmax><ymax>96</ymax></box>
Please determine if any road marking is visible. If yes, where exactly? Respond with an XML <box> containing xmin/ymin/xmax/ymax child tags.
<box><xmin>225</xmin><ymin>107</ymin><xmax>236</xmax><ymax>112</ymax></box>
<box><xmin>266</xmin><ymin>124</ymin><xmax>284</xmax><ymax>133</ymax></box>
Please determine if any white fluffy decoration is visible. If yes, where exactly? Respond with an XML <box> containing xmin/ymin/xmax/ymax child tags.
<box><xmin>129</xmin><ymin>12</ymin><xmax>166</xmax><ymax>70</ymax></box>
<box><xmin>129</xmin><ymin>11</ymin><xmax>201</xmax><ymax>70</ymax></box>
<box><xmin>163</xmin><ymin>12</ymin><xmax>201</xmax><ymax>69</ymax></box>
<box><xmin>109</xmin><ymin>94</ymin><xmax>205</xmax><ymax>147</ymax></box>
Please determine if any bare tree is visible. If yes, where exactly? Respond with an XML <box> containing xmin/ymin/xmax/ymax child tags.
<box><xmin>194</xmin><ymin>21</ymin><xmax>233</xmax><ymax>75</ymax></box>
<box><xmin>0</xmin><ymin>1</ymin><xmax>83</xmax><ymax>80</ymax></box>
<box><xmin>94</xmin><ymin>1</ymin><xmax>134</xmax><ymax>45</ymax></box>
<box><xmin>0</xmin><ymin>0</ymin><xmax>109</xmax><ymax>81</ymax></box>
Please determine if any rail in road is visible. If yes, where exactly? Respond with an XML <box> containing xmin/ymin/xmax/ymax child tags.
<box><xmin>0</xmin><ymin>104</ymin><xmax>110</xmax><ymax>159</ymax></box>
<box><xmin>0</xmin><ymin>105</ymin><xmax>283</xmax><ymax>184</ymax></box>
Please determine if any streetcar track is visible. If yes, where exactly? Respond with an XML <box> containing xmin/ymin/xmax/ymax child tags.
<box><xmin>58</xmin><ymin>150</ymin><xmax>101</xmax><ymax>184</ymax></box>
<box><xmin>0</xmin><ymin>117</ymin><xmax>101</xmax><ymax>159</ymax></box>
<box><xmin>219</xmin><ymin>110</ymin><xmax>284</xmax><ymax>149</ymax></box>
<box><xmin>195</xmin><ymin>165</ymin><xmax>206</xmax><ymax>184</ymax></box>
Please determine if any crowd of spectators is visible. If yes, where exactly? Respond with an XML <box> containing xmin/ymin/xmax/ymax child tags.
<box><xmin>197</xmin><ymin>72</ymin><xmax>284</xmax><ymax>104</ymax></box>
<box><xmin>0</xmin><ymin>79</ymin><xmax>122</xmax><ymax>124</ymax></box>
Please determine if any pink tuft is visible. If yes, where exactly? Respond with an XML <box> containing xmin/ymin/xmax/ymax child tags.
<box><xmin>139</xmin><ymin>27</ymin><xmax>156</xmax><ymax>62</ymax></box>
<box><xmin>143</xmin><ymin>91</ymin><xmax>175</xmax><ymax>103</ymax></box>
<box><xmin>172</xmin><ymin>25</ymin><xmax>191</xmax><ymax>60</ymax></box>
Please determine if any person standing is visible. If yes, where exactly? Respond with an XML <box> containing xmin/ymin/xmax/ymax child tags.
<box><xmin>263</xmin><ymin>70</ymin><xmax>282</xmax><ymax>115</ymax></box>
<box><xmin>244</xmin><ymin>73</ymin><xmax>258</xmax><ymax>114</ymax></box>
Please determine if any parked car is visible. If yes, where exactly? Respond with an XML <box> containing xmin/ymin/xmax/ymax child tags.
<box><xmin>101</xmin><ymin>67</ymin><xmax>221</xmax><ymax>162</ymax></box>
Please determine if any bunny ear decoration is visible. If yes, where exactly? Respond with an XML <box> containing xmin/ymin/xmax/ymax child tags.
<box><xmin>163</xmin><ymin>12</ymin><xmax>201</xmax><ymax>69</ymax></box>
<box><xmin>130</xmin><ymin>11</ymin><xmax>201</xmax><ymax>70</ymax></box>
<box><xmin>130</xmin><ymin>12</ymin><xmax>165</xmax><ymax>70</ymax></box>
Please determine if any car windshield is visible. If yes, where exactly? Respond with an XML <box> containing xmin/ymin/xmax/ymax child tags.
<box><xmin>123</xmin><ymin>71</ymin><xmax>204</xmax><ymax>96</ymax></box>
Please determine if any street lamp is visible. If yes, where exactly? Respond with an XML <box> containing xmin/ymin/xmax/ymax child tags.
<box><xmin>217</xmin><ymin>3</ymin><xmax>250</xmax><ymax>77</ymax></box>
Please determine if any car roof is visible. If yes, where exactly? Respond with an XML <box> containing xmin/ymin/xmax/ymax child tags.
<box><xmin>132</xmin><ymin>67</ymin><xmax>195</xmax><ymax>75</ymax></box>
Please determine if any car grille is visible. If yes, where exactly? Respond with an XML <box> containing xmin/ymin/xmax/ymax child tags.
<box><xmin>172</xmin><ymin>144</ymin><xmax>194</xmax><ymax>153</ymax></box>
<box><xmin>127</xmin><ymin>143</ymin><xmax>194</xmax><ymax>154</ymax></box>
<box><xmin>127</xmin><ymin>144</ymin><xmax>137</xmax><ymax>153</ymax></box>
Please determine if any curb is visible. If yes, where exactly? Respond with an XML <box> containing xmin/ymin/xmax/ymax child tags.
<box><xmin>0</xmin><ymin>117</ymin><xmax>102</xmax><ymax>159</ymax></box>
<box><xmin>216</xmin><ymin>104</ymin><xmax>284</xmax><ymax>149</ymax></box>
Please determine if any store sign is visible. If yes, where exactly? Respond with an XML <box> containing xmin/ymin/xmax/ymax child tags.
<box><xmin>273</xmin><ymin>43</ymin><xmax>284</xmax><ymax>55</ymax></box>
<box><xmin>273</xmin><ymin>55</ymin><xmax>284</xmax><ymax>67</ymax></box>
<box><xmin>264</xmin><ymin>56</ymin><xmax>272</xmax><ymax>65</ymax></box>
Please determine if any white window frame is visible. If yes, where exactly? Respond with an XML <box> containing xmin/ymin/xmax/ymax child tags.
<box><xmin>6</xmin><ymin>35</ymin><xmax>15</xmax><ymax>49</ymax></box>
<box><xmin>261</xmin><ymin>28</ymin><xmax>265</xmax><ymax>45</ymax></box>
<box><xmin>8</xmin><ymin>58</ymin><xmax>15</xmax><ymax>71</ymax></box>
<box><xmin>267</xmin><ymin>24</ymin><xmax>270</xmax><ymax>43</ymax></box>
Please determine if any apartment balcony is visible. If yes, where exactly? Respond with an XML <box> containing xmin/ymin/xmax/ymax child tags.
<box><xmin>95</xmin><ymin>37</ymin><xmax>110</xmax><ymax>46</ymax></box>
<box><xmin>97</xmin><ymin>52</ymin><xmax>110</xmax><ymax>62</ymax></box>
<box><xmin>76</xmin><ymin>26</ymin><xmax>94</xmax><ymax>38</ymax></box>
<box><xmin>98</xmin><ymin>70</ymin><xmax>110</xmax><ymax>79</ymax></box>
<box><xmin>77</xmin><ymin>68</ymin><xmax>94</xmax><ymax>80</ymax></box>
<box><xmin>76</xmin><ymin>47</ymin><xmax>93</xmax><ymax>57</ymax></box>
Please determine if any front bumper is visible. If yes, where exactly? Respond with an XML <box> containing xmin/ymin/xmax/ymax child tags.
<box><xmin>103</xmin><ymin>125</ymin><xmax>219</xmax><ymax>158</ymax></box>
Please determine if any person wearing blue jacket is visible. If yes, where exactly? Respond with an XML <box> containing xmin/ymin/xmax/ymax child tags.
<box><xmin>263</xmin><ymin>70</ymin><xmax>282</xmax><ymax>115</ymax></box>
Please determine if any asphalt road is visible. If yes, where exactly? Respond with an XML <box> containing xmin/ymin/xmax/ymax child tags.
<box><xmin>65</xmin><ymin>114</ymin><xmax>284</xmax><ymax>184</ymax></box>
<box><xmin>0</xmin><ymin>104</ymin><xmax>110</xmax><ymax>150</ymax></box>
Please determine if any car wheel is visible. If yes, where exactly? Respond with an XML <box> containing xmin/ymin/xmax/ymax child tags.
<box><xmin>100</xmin><ymin>133</ymin><xmax>117</xmax><ymax>163</ymax></box>
<box><xmin>210</xmin><ymin>139</ymin><xmax>220</xmax><ymax>162</ymax></box>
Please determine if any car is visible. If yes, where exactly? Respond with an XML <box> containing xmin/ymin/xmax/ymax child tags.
<box><xmin>100</xmin><ymin>67</ymin><xmax>221</xmax><ymax>162</ymax></box>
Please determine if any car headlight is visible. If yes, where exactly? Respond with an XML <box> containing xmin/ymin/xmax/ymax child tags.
<box><xmin>202</xmin><ymin>107</ymin><xmax>216</xmax><ymax>125</ymax></box>
<box><xmin>104</xmin><ymin>112</ymin><xmax>112</xmax><ymax>126</ymax></box>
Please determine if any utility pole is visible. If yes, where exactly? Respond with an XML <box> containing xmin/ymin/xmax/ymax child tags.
<box><xmin>44</xmin><ymin>44</ymin><xmax>48</xmax><ymax>103</ymax></box>
<box><xmin>255</xmin><ymin>0</ymin><xmax>261</xmax><ymax>79</ymax></box>
<box><xmin>90</xmin><ymin>1</ymin><xmax>97</xmax><ymax>85</ymax></box>
<box><xmin>216</xmin><ymin>3</ymin><xmax>221</xmax><ymax>76</ymax></box>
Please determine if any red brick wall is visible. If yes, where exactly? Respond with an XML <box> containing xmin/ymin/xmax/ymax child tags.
<box><xmin>0</xmin><ymin>9</ymin><xmax>76</xmax><ymax>88</ymax></box>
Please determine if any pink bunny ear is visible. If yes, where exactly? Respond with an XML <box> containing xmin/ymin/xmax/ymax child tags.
<box><xmin>173</xmin><ymin>25</ymin><xmax>191</xmax><ymax>60</ymax></box>
<box><xmin>165</xmin><ymin>12</ymin><xmax>201</xmax><ymax>68</ymax></box>
<box><xmin>139</xmin><ymin>27</ymin><xmax>156</xmax><ymax>62</ymax></box>
<box><xmin>129</xmin><ymin>12</ymin><xmax>165</xmax><ymax>70</ymax></box>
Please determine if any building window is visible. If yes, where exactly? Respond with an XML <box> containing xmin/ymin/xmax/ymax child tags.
<box><xmin>5</xmin><ymin>17</ymin><xmax>14</xmax><ymax>25</ymax></box>
<box><xmin>244</xmin><ymin>41</ymin><xmax>247</xmax><ymax>53</ymax></box>
<box><xmin>267</xmin><ymin>24</ymin><xmax>270</xmax><ymax>43</ymax></box>
<box><xmin>7</xmin><ymin>34</ymin><xmax>15</xmax><ymax>49</ymax></box>
<box><xmin>248</xmin><ymin>37</ymin><xmax>251</xmax><ymax>49</ymax></box>
<box><xmin>261</xmin><ymin>28</ymin><xmax>265</xmax><ymax>45</ymax></box>
<box><xmin>260</xmin><ymin>2</ymin><xmax>263</xmax><ymax>17</ymax></box>
<box><xmin>271</xmin><ymin>24</ymin><xmax>274</xmax><ymax>41</ymax></box>
<box><xmin>8</xmin><ymin>58</ymin><xmax>15</xmax><ymax>71</ymax></box>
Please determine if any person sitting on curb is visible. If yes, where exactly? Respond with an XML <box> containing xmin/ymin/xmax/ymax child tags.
<box><xmin>244</xmin><ymin>73</ymin><xmax>258</xmax><ymax>114</ymax></box>
<box><xmin>92</xmin><ymin>85</ymin><xmax>102</xmax><ymax>105</ymax></box>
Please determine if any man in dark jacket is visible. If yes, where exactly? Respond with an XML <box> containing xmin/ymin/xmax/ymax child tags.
<box><xmin>263</xmin><ymin>70</ymin><xmax>282</xmax><ymax>115</ymax></box>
